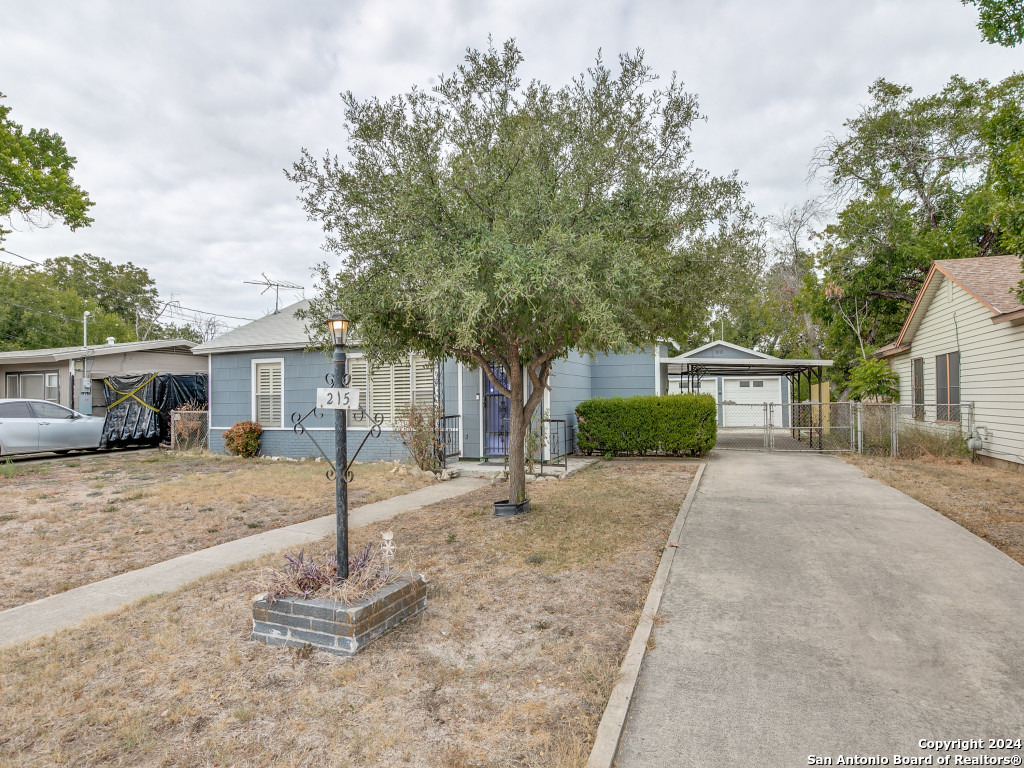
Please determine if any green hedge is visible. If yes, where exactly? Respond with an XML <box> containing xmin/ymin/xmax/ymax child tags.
<box><xmin>575</xmin><ymin>393</ymin><xmax>717</xmax><ymax>457</ymax></box>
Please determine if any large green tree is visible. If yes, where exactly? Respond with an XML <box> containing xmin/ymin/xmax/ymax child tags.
<box><xmin>289</xmin><ymin>41</ymin><xmax>755</xmax><ymax>503</ymax></box>
<box><xmin>42</xmin><ymin>253</ymin><xmax>160</xmax><ymax>331</ymax></box>
<box><xmin>0</xmin><ymin>253</ymin><xmax>204</xmax><ymax>349</ymax></box>
<box><xmin>809</xmin><ymin>74</ymin><xmax>1024</xmax><ymax>383</ymax></box>
<box><xmin>0</xmin><ymin>263</ymin><xmax>132</xmax><ymax>350</ymax></box>
<box><xmin>961</xmin><ymin>0</ymin><xmax>1024</xmax><ymax>46</ymax></box>
<box><xmin>1</xmin><ymin>92</ymin><xmax>93</xmax><ymax>243</ymax></box>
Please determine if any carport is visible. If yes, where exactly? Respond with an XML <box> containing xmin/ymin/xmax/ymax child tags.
<box><xmin>671</xmin><ymin>356</ymin><xmax>839</xmax><ymax>451</ymax></box>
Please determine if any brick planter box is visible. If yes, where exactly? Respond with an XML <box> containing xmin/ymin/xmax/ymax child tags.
<box><xmin>251</xmin><ymin>573</ymin><xmax>426</xmax><ymax>656</ymax></box>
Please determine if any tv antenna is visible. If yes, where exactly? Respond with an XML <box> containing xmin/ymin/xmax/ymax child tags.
<box><xmin>244</xmin><ymin>273</ymin><xmax>304</xmax><ymax>313</ymax></box>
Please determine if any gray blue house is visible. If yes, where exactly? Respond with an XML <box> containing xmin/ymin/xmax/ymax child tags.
<box><xmin>192</xmin><ymin>300</ymin><xmax>795</xmax><ymax>460</ymax></box>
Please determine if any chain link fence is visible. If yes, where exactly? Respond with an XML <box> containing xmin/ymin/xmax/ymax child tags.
<box><xmin>170</xmin><ymin>410</ymin><xmax>209</xmax><ymax>450</ymax></box>
<box><xmin>714</xmin><ymin>402</ymin><xmax>971</xmax><ymax>456</ymax></box>
<box><xmin>857</xmin><ymin>403</ymin><xmax>972</xmax><ymax>457</ymax></box>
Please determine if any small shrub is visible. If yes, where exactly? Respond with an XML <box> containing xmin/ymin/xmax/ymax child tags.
<box><xmin>576</xmin><ymin>393</ymin><xmax>717</xmax><ymax>457</ymax></box>
<box><xmin>222</xmin><ymin>420</ymin><xmax>263</xmax><ymax>458</ymax></box>
<box><xmin>395</xmin><ymin>401</ymin><xmax>444</xmax><ymax>472</ymax></box>
<box><xmin>847</xmin><ymin>358</ymin><xmax>899</xmax><ymax>402</ymax></box>
<box><xmin>256</xmin><ymin>535</ymin><xmax>405</xmax><ymax>605</ymax></box>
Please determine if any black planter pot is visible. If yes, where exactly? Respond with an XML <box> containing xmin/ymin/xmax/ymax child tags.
<box><xmin>493</xmin><ymin>498</ymin><xmax>530</xmax><ymax>516</ymax></box>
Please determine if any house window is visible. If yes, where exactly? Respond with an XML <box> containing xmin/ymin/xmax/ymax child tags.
<box><xmin>753</xmin><ymin>381</ymin><xmax>764</xmax><ymax>388</ymax></box>
<box><xmin>253</xmin><ymin>361</ymin><xmax>283</xmax><ymax>428</ymax></box>
<box><xmin>739</xmin><ymin>381</ymin><xmax>751</xmax><ymax>388</ymax></box>
<box><xmin>346</xmin><ymin>354</ymin><xmax>433</xmax><ymax>428</ymax></box>
<box><xmin>911</xmin><ymin>358</ymin><xmax>924</xmax><ymax>420</ymax></box>
<box><xmin>4</xmin><ymin>371</ymin><xmax>60</xmax><ymax>402</ymax></box>
<box><xmin>935</xmin><ymin>352</ymin><xmax>960</xmax><ymax>422</ymax></box>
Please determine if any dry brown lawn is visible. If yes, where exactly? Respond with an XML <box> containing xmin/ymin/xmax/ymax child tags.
<box><xmin>0</xmin><ymin>451</ymin><xmax>433</xmax><ymax>610</ymax></box>
<box><xmin>0</xmin><ymin>459</ymin><xmax>697</xmax><ymax>768</ymax></box>
<box><xmin>844</xmin><ymin>455</ymin><xmax>1024</xmax><ymax>565</ymax></box>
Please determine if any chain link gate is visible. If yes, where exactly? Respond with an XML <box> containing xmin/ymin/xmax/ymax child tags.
<box><xmin>717</xmin><ymin>402</ymin><xmax>855</xmax><ymax>453</ymax></box>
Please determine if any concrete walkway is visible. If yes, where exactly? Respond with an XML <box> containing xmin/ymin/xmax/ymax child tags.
<box><xmin>616</xmin><ymin>451</ymin><xmax>1024</xmax><ymax>767</ymax></box>
<box><xmin>0</xmin><ymin>476</ymin><xmax>488</xmax><ymax>648</ymax></box>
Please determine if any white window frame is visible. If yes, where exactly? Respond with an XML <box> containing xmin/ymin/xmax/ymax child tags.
<box><xmin>251</xmin><ymin>357</ymin><xmax>285</xmax><ymax>429</ymax></box>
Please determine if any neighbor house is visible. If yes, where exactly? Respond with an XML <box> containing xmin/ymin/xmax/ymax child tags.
<box><xmin>195</xmin><ymin>300</ymin><xmax>809</xmax><ymax>461</ymax></box>
<box><xmin>0</xmin><ymin>338</ymin><xmax>201</xmax><ymax>416</ymax></box>
<box><xmin>877</xmin><ymin>254</ymin><xmax>1024</xmax><ymax>469</ymax></box>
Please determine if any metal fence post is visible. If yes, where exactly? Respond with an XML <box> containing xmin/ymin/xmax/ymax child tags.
<box><xmin>890</xmin><ymin>403</ymin><xmax>898</xmax><ymax>457</ymax></box>
<box><xmin>856</xmin><ymin>403</ymin><xmax>863</xmax><ymax>454</ymax></box>
<box><xmin>764</xmin><ymin>403</ymin><xmax>770</xmax><ymax>451</ymax></box>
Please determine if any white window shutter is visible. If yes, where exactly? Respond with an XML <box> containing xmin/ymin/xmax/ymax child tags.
<box><xmin>348</xmin><ymin>358</ymin><xmax>369</xmax><ymax>425</ymax></box>
<box><xmin>413</xmin><ymin>356</ymin><xmax>434</xmax><ymax>407</ymax></box>
<box><xmin>371</xmin><ymin>364</ymin><xmax>394</xmax><ymax>426</ymax></box>
<box><xmin>254</xmin><ymin>362</ymin><xmax>282</xmax><ymax>427</ymax></box>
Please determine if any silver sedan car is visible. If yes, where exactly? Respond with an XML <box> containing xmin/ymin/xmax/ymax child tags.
<box><xmin>0</xmin><ymin>399</ymin><xmax>105</xmax><ymax>456</ymax></box>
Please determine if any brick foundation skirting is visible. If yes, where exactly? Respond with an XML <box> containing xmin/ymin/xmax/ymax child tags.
<box><xmin>251</xmin><ymin>573</ymin><xmax>426</xmax><ymax>655</ymax></box>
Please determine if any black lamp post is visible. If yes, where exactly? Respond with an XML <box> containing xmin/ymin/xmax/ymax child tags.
<box><xmin>327</xmin><ymin>311</ymin><xmax>351</xmax><ymax>581</ymax></box>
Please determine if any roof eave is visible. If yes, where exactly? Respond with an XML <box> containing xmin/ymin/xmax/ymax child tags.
<box><xmin>876</xmin><ymin>344</ymin><xmax>911</xmax><ymax>359</ymax></box>
<box><xmin>191</xmin><ymin>342</ymin><xmax>312</xmax><ymax>355</ymax></box>
<box><xmin>992</xmin><ymin>307</ymin><xmax>1024</xmax><ymax>326</ymax></box>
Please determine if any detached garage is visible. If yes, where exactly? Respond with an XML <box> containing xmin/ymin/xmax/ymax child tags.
<box><xmin>665</xmin><ymin>341</ymin><xmax>794</xmax><ymax>426</ymax></box>
<box><xmin>721</xmin><ymin>376</ymin><xmax>783</xmax><ymax>427</ymax></box>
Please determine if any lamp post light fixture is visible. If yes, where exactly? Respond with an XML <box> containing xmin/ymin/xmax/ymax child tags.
<box><xmin>327</xmin><ymin>311</ymin><xmax>351</xmax><ymax>581</ymax></box>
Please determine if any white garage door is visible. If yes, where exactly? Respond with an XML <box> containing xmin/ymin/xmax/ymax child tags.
<box><xmin>722</xmin><ymin>378</ymin><xmax>781</xmax><ymax>426</ymax></box>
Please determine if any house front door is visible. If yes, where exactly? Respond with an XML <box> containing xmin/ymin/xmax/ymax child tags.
<box><xmin>482</xmin><ymin>365</ymin><xmax>510</xmax><ymax>458</ymax></box>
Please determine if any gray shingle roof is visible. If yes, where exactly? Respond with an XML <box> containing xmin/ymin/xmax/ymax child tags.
<box><xmin>191</xmin><ymin>300</ymin><xmax>313</xmax><ymax>354</ymax></box>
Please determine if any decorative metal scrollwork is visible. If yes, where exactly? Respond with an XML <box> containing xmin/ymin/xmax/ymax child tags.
<box><xmin>324</xmin><ymin>370</ymin><xmax>352</xmax><ymax>388</ymax></box>
<box><xmin>290</xmin><ymin>369</ymin><xmax>383</xmax><ymax>482</ymax></box>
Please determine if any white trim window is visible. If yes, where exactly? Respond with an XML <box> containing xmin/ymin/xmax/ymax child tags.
<box><xmin>347</xmin><ymin>354</ymin><xmax>433</xmax><ymax>428</ymax></box>
<box><xmin>252</xmin><ymin>359</ymin><xmax>284</xmax><ymax>428</ymax></box>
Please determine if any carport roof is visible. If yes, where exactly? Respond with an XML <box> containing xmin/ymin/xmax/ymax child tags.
<box><xmin>0</xmin><ymin>339</ymin><xmax>197</xmax><ymax>365</ymax></box>
<box><xmin>666</xmin><ymin>357</ymin><xmax>833</xmax><ymax>377</ymax></box>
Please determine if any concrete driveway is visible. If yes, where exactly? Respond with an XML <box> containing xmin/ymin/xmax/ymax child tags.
<box><xmin>616</xmin><ymin>451</ymin><xmax>1024</xmax><ymax>767</ymax></box>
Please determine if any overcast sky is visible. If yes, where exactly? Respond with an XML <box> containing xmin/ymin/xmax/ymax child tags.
<box><xmin>1</xmin><ymin>0</ymin><xmax>1019</xmax><ymax>333</ymax></box>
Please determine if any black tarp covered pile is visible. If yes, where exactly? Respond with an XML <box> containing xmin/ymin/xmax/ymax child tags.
<box><xmin>100</xmin><ymin>373</ymin><xmax>207</xmax><ymax>448</ymax></box>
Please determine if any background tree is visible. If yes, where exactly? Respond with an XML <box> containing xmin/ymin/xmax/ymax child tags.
<box><xmin>0</xmin><ymin>262</ymin><xmax>132</xmax><ymax>350</ymax></box>
<box><xmin>290</xmin><ymin>40</ymin><xmax>756</xmax><ymax>504</ymax></box>
<box><xmin>808</xmin><ymin>74</ymin><xmax>1024</xmax><ymax>385</ymax></box>
<box><xmin>961</xmin><ymin>0</ymin><xmax>1024</xmax><ymax>46</ymax></box>
<box><xmin>0</xmin><ymin>92</ymin><xmax>93</xmax><ymax>243</ymax></box>
<box><xmin>0</xmin><ymin>253</ymin><xmax>205</xmax><ymax>349</ymax></box>
<box><xmin>695</xmin><ymin>202</ymin><xmax>822</xmax><ymax>358</ymax></box>
<box><xmin>42</xmin><ymin>253</ymin><xmax>160</xmax><ymax>331</ymax></box>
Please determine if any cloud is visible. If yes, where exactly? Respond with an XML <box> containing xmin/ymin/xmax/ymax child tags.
<box><xmin>2</xmin><ymin>0</ymin><xmax>1019</xmax><ymax>324</ymax></box>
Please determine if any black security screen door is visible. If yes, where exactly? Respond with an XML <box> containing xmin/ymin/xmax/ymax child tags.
<box><xmin>483</xmin><ymin>365</ymin><xmax>510</xmax><ymax>457</ymax></box>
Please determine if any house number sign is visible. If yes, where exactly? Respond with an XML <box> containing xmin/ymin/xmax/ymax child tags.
<box><xmin>316</xmin><ymin>388</ymin><xmax>360</xmax><ymax>410</ymax></box>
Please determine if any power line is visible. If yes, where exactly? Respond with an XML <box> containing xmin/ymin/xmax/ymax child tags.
<box><xmin>0</xmin><ymin>247</ymin><xmax>43</xmax><ymax>266</ymax></box>
<box><xmin>0</xmin><ymin>298</ymin><xmax>76</xmax><ymax>321</ymax></box>
<box><xmin>0</xmin><ymin>247</ymin><xmax>258</xmax><ymax>323</ymax></box>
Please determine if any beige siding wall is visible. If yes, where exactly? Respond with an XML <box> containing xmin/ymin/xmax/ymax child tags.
<box><xmin>0</xmin><ymin>362</ymin><xmax>72</xmax><ymax>407</ymax></box>
<box><xmin>88</xmin><ymin>350</ymin><xmax>204</xmax><ymax>378</ymax></box>
<box><xmin>891</xmin><ymin>274</ymin><xmax>1024</xmax><ymax>465</ymax></box>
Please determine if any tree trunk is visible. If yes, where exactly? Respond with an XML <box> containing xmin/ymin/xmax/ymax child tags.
<box><xmin>506</xmin><ymin>363</ymin><xmax>528</xmax><ymax>504</ymax></box>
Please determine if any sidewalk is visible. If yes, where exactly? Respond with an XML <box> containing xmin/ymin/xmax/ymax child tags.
<box><xmin>0</xmin><ymin>476</ymin><xmax>488</xmax><ymax>648</ymax></box>
<box><xmin>614</xmin><ymin>451</ymin><xmax>1024</xmax><ymax>767</ymax></box>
